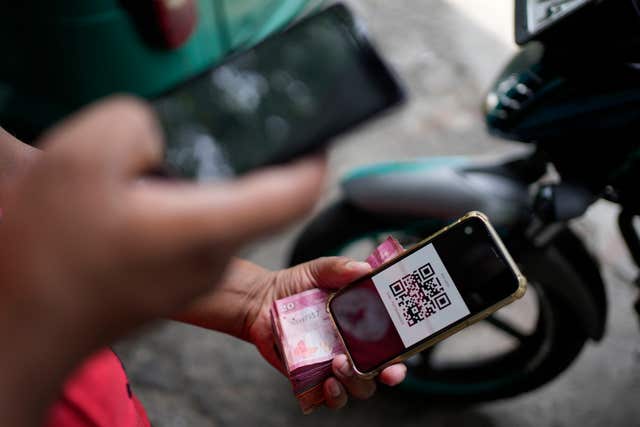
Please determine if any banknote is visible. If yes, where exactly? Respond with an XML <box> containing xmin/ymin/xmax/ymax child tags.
<box><xmin>365</xmin><ymin>236</ymin><xmax>404</xmax><ymax>268</ymax></box>
<box><xmin>271</xmin><ymin>236</ymin><xmax>405</xmax><ymax>414</ymax></box>
<box><xmin>271</xmin><ymin>289</ymin><xmax>344</xmax><ymax>372</ymax></box>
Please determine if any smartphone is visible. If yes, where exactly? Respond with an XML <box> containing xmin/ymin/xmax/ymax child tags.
<box><xmin>153</xmin><ymin>3</ymin><xmax>405</xmax><ymax>180</ymax></box>
<box><xmin>327</xmin><ymin>211</ymin><xmax>527</xmax><ymax>378</ymax></box>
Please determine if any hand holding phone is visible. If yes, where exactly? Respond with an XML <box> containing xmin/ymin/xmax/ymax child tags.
<box><xmin>328</xmin><ymin>212</ymin><xmax>527</xmax><ymax>378</ymax></box>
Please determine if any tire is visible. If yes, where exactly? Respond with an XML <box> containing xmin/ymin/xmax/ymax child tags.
<box><xmin>289</xmin><ymin>200</ymin><xmax>589</xmax><ymax>402</ymax></box>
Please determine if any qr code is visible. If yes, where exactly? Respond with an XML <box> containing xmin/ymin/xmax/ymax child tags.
<box><xmin>389</xmin><ymin>263</ymin><xmax>452</xmax><ymax>327</ymax></box>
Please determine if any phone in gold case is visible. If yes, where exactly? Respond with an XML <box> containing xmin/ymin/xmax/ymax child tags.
<box><xmin>327</xmin><ymin>211</ymin><xmax>527</xmax><ymax>379</ymax></box>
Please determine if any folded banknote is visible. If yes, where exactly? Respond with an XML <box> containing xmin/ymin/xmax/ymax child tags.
<box><xmin>270</xmin><ymin>236</ymin><xmax>405</xmax><ymax>413</ymax></box>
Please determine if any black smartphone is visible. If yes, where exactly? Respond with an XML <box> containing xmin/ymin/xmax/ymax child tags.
<box><xmin>153</xmin><ymin>3</ymin><xmax>405</xmax><ymax>180</ymax></box>
<box><xmin>327</xmin><ymin>212</ymin><xmax>527</xmax><ymax>378</ymax></box>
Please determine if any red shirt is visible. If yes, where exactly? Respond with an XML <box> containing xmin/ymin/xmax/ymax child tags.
<box><xmin>45</xmin><ymin>349</ymin><xmax>151</xmax><ymax>427</ymax></box>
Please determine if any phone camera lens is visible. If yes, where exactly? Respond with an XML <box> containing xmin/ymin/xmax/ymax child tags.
<box><xmin>464</xmin><ymin>226</ymin><xmax>473</xmax><ymax>235</ymax></box>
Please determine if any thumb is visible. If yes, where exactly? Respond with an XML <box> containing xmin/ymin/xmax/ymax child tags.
<box><xmin>295</xmin><ymin>257</ymin><xmax>372</xmax><ymax>292</ymax></box>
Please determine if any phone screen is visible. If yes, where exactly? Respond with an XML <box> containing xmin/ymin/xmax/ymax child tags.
<box><xmin>154</xmin><ymin>4</ymin><xmax>404</xmax><ymax>180</ymax></box>
<box><xmin>329</xmin><ymin>216</ymin><xmax>522</xmax><ymax>374</ymax></box>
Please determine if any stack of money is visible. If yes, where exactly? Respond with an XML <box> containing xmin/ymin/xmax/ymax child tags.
<box><xmin>270</xmin><ymin>288</ymin><xmax>342</xmax><ymax>413</ymax></box>
<box><xmin>270</xmin><ymin>236</ymin><xmax>404</xmax><ymax>413</ymax></box>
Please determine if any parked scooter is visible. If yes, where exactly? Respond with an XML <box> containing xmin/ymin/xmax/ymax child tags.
<box><xmin>290</xmin><ymin>0</ymin><xmax>640</xmax><ymax>401</ymax></box>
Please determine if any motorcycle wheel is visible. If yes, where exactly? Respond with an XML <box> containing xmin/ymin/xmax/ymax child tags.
<box><xmin>290</xmin><ymin>201</ymin><xmax>589</xmax><ymax>402</ymax></box>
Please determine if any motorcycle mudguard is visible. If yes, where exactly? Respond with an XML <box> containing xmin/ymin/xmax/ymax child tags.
<box><xmin>341</xmin><ymin>157</ymin><xmax>531</xmax><ymax>228</ymax></box>
<box><xmin>340</xmin><ymin>157</ymin><xmax>606</xmax><ymax>340</ymax></box>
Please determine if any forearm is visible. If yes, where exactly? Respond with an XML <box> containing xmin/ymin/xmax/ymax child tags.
<box><xmin>172</xmin><ymin>258</ymin><xmax>273</xmax><ymax>339</ymax></box>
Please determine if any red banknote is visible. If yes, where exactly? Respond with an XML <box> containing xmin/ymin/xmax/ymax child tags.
<box><xmin>270</xmin><ymin>236</ymin><xmax>405</xmax><ymax>413</ymax></box>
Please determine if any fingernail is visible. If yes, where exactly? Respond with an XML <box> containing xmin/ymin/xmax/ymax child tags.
<box><xmin>338</xmin><ymin>357</ymin><xmax>353</xmax><ymax>377</ymax></box>
<box><xmin>345</xmin><ymin>261</ymin><xmax>371</xmax><ymax>272</ymax></box>
<box><xmin>329</xmin><ymin>380</ymin><xmax>342</xmax><ymax>398</ymax></box>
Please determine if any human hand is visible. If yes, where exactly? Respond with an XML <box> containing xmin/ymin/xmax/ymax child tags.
<box><xmin>0</xmin><ymin>96</ymin><xmax>326</xmax><ymax>423</ymax></box>
<box><xmin>243</xmin><ymin>257</ymin><xmax>407</xmax><ymax>409</ymax></box>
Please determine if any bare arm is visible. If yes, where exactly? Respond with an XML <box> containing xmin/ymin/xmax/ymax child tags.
<box><xmin>171</xmin><ymin>258</ymin><xmax>270</xmax><ymax>339</ymax></box>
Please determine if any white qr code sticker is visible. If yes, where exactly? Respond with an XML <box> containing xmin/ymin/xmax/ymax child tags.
<box><xmin>372</xmin><ymin>243</ymin><xmax>470</xmax><ymax>348</ymax></box>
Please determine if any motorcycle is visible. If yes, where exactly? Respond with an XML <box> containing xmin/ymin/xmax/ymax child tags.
<box><xmin>289</xmin><ymin>0</ymin><xmax>640</xmax><ymax>401</ymax></box>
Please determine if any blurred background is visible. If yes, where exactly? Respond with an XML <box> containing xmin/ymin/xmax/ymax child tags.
<box><xmin>115</xmin><ymin>1</ymin><xmax>640</xmax><ymax>425</ymax></box>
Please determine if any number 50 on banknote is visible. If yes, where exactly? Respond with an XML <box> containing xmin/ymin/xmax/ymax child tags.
<box><xmin>327</xmin><ymin>211</ymin><xmax>527</xmax><ymax>379</ymax></box>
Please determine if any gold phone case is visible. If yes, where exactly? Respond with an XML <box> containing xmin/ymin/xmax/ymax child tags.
<box><xmin>326</xmin><ymin>211</ymin><xmax>527</xmax><ymax>379</ymax></box>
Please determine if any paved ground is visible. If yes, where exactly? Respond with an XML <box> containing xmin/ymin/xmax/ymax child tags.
<box><xmin>115</xmin><ymin>1</ymin><xmax>640</xmax><ymax>426</ymax></box>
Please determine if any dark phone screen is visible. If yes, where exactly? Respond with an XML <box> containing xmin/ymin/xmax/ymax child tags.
<box><xmin>329</xmin><ymin>216</ymin><xmax>521</xmax><ymax>373</ymax></box>
<box><xmin>154</xmin><ymin>5</ymin><xmax>403</xmax><ymax>180</ymax></box>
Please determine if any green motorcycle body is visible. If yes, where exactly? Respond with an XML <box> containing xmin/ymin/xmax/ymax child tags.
<box><xmin>0</xmin><ymin>0</ymin><xmax>319</xmax><ymax>139</ymax></box>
